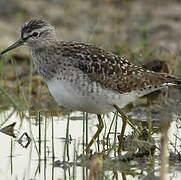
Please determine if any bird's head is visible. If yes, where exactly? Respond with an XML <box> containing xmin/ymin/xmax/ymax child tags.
<box><xmin>0</xmin><ymin>18</ymin><xmax>56</xmax><ymax>55</ymax></box>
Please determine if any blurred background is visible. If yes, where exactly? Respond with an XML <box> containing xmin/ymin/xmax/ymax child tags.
<box><xmin>1</xmin><ymin>0</ymin><xmax>181</xmax><ymax>109</ymax></box>
<box><xmin>1</xmin><ymin>0</ymin><xmax>181</xmax><ymax>62</ymax></box>
<box><xmin>1</xmin><ymin>1</ymin><xmax>181</xmax><ymax>179</ymax></box>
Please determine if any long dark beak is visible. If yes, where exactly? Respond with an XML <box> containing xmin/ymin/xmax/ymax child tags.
<box><xmin>0</xmin><ymin>39</ymin><xmax>24</xmax><ymax>55</ymax></box>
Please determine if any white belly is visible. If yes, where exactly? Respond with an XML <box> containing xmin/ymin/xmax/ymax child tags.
<box><xmin>46</xmin><ymin>78</ymin><xmax>140</xmax><ymax>114</ymax></box>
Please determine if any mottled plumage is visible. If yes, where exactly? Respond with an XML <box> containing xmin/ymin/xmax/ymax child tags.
<box><xmin>41</xmin><ymin>41</ymin><xmax>180</xmax><ymax>94</ymax></box>
<box><xmin>1</xmin><ymin>18</ymin><xmax>181</xmax><ymax>114</ymax></box>
<box><xmin>1</xmin><ymin>18</ymin><xmax>181</xmax><ymax>152</ymax></box>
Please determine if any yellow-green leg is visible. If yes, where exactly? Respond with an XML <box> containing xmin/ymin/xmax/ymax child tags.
<box><xmin>86</xmin><ymin>114</ymin><xmax>104</xmax><ymax>150</ymax></box>
<box><xmin>114</xmin><ymin>105</ymin><xmax>128</xmax><ymax>154</ymax></box>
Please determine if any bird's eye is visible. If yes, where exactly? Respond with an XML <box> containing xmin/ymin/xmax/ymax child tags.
<box><xmin>32</xmin><ymin>32</ymin><xmax>39</xmax><ymax>37</ymax></box>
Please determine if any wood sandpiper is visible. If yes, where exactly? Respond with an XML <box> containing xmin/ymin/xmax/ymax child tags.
<box><xmin>1</xmin><ymin>19</ymin><xmax>181</xmax><ymax>153</ymax></box>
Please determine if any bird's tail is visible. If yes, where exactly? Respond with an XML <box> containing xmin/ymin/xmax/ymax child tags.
<box><xmin>160</xmin><ymin>73</ymin><xmax>181</xmax><ymax>86</ymax></box>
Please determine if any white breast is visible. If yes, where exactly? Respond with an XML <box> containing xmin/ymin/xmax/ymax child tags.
<box><xmin>46</xmin><ymin>78</ymin><xmax>141</xmax><ymax>114</ymax></box>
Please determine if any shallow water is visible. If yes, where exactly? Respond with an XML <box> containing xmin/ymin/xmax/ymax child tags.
<box><xmin>0</xmin><ymin>108</ymin><xmax>181</xmax><ymax>180</ymax></box>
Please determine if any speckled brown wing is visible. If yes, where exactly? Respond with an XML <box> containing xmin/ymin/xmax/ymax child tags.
<box><xmin>86</xmin><ymin>57</ymin><xmax>181</xmax><ymax>94</ymax></box>
<box><xmin>59</xmin><ymin>41</ymin><xmax>181</xmax><ymax>94</ymax></box>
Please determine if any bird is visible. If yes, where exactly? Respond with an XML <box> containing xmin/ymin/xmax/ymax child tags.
<box><xmin>1</xmin><ymin>18</ymin><xmax>181</xmax><ymax>153</ymax></box>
